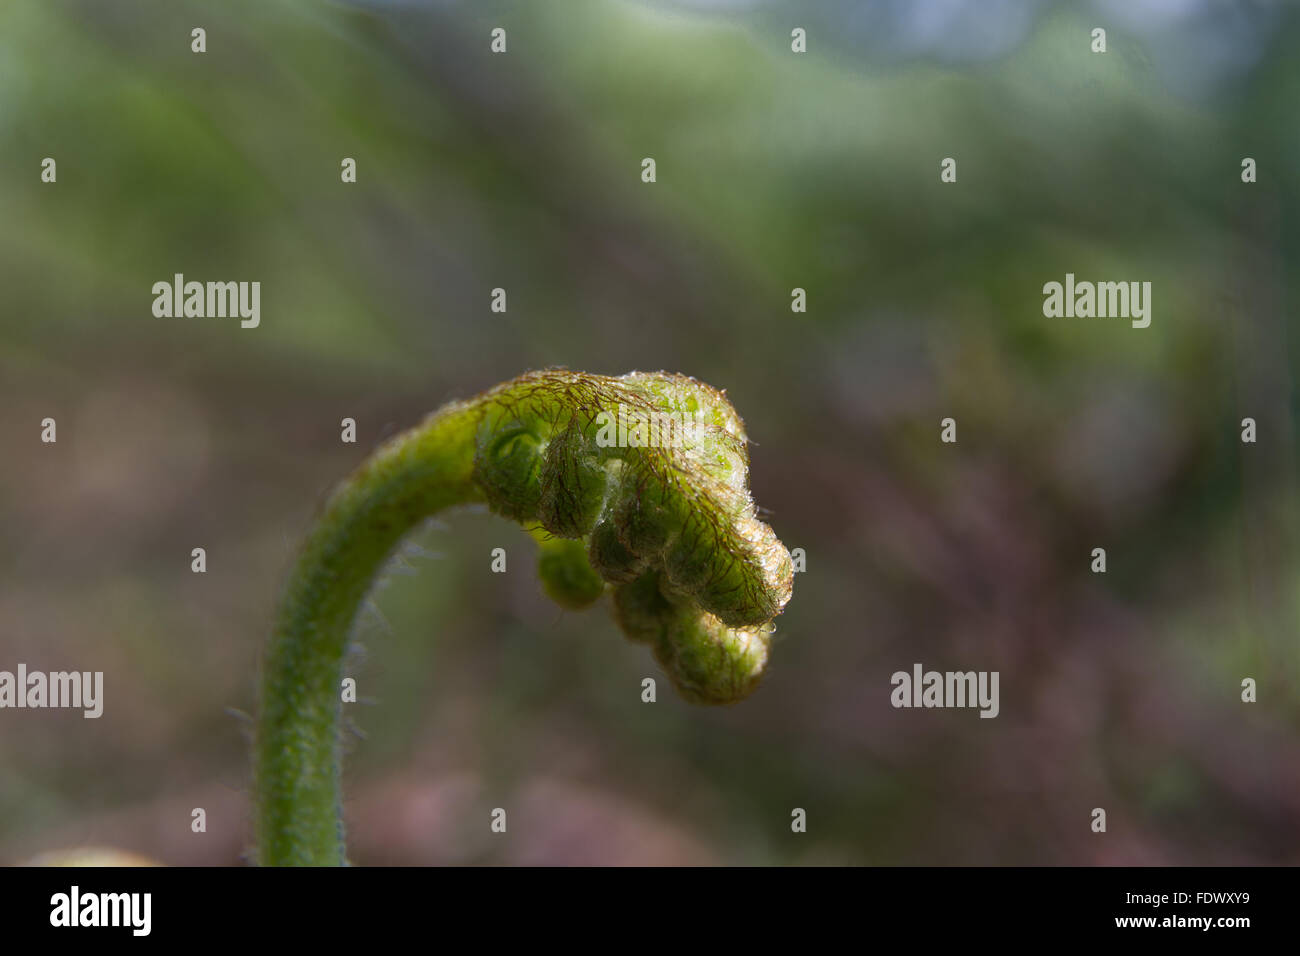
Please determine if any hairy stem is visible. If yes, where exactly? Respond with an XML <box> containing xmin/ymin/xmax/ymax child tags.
<box><xmin>255</xmin><ymin>402</ymin><xmax>482</xmax><ymax>865</ymax></box>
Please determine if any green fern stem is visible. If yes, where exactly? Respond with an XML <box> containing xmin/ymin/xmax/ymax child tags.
<box><xmin>255</xmin><ymin>370</ymin><xmax>793</xmax><ymax>866</ymax></box>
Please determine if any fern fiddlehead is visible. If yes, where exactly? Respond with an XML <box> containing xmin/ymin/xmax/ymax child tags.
<box><xmin>255</xmin><ymin>369</ymin><xmax>794</xmax><ymax>865</ymax></box>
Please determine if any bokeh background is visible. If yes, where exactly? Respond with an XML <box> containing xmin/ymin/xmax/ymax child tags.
<box><xmin>2</xmin><ymin>0</ymin><xmax>1298</xmax><ymax>865</ymax></box>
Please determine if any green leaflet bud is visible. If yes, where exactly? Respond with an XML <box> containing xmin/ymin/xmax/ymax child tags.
<box><xmin>610</xmin><ymin>564</ymin><xmax>674</xmax><ymax>644</ymax></box>
<box><xmin>468</xmin><ymin>370</ymin><xmax>792</xmax><ymax>624</ymax></box>
<box><xmin>474</xmin><ymin>420</ymin><xmax>544</xmax><ymax>523</ymax></box>
<box><xmin>535</xmin><ymin>532</ymin><xmax>606</xmax><ymax>611</ymax></box>
<box><xmin>613</xmin><ymin>570</ymin><xmax>773</xmax><ymax>705</ymax></box>
<box><xmin>538</xmin><ymin>421</ymin><xmax>609</xmax><ymax>538</ymax></box>
<box><xmin>465</xmin><ymin>369</ymin><xmax>792</xmax><ymax>700</ymax></box>
<box><xmin>654</xmin><ymin>616</ymin><xmax>771</xmax><ymax>707</ymax></box>
<box><xmin>587</xmin><ymin>514</ymin><xmax>645</xmax><ymax>584</ymax></box>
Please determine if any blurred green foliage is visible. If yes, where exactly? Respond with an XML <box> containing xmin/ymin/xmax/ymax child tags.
<box><xmin>0</xmin><ymin>0</ymin><xmax>1297</xmax><ymax>864</ymax></box>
